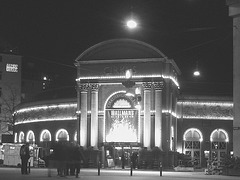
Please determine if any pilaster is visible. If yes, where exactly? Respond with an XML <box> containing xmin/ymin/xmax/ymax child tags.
<box><xmin>90</xmin><ymin>83</ymin><xmax>99</xmax><ymax>149</ymax></box>
<box><xmin>143</xmin><ymin>82</ymin><xmax>152</xmax><ymax>149</ymax></box>
<box><xmin>153</xmin><ymin>81</ymin><xmax>164</xmax><ymax>150</ymax></box>
<box><xmin>80</xmin><ymin>83</ymin><xmax>90</xmax><ymax>148</ymax></box>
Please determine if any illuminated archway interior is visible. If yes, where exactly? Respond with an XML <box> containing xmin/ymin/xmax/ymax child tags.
<box><xmin>26</xmin><ymin>130</ymin><xmax>35</xmax><ymax>143</ymax></box>
<box><xmin>40</xmin><ymin>129</ymin><xmax>52</xmax><ymax>142</ymax></box>
<box><xmin>19</xmin><ymin>131</ymin><xmax>24</xmax><ymax>143</ymax></box>
<box><xmin>105</xmin><ymin>93</ymin><xmax>139</xmax><ymax>143</ymax></box>
<box><xmin>55</xmin><ymin>129</ymin><xmax>69</xmax><ymax>141</ymax></box>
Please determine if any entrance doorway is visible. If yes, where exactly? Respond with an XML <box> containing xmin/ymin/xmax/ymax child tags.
<box><xmin>105</xmin><ymin>144</ymin><xmax>139</xmax><ymax>169</ymax></box>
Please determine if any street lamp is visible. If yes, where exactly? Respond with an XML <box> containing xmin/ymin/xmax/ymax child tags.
<box><xmin>193</xmin><ymin>61</ymin><xmax>200</xmax><ymax>77</ymax></box>
<box><xmin>193</xmin><ymin>70</ymin><xmax>200</xmax><ymax>77</ymax></box>
<box><xmin>126</xmin><ymin>19</ymin><xmax>138</xmax><ymax>29</ymax></box>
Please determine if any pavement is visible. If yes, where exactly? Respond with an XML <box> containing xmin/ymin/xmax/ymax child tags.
<box><xmin>0</xmin><ymin>167</ymin><xmax>239</xmax><ymax>180</ymax></box>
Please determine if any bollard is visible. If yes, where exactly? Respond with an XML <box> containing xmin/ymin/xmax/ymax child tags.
<box><xmin>28</xmin><ymin>162</ymin><xmax>31</xmax><ymax>174</ymax></box>
<box><xmin>159</xmin><ymin>161</ymin><xmax>162</xmax><ymax>177</ymax></box>
<box><xmin>98</xmin><ymin>161</ymin><xmax>101</xmax><ymax>176</ymax></box>
<box><xmin>130</xmin><ymin>162</ymin><xmax>133</xmax><ymax>176</ymax></box>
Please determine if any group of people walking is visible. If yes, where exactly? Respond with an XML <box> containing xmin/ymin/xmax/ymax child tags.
<box><xmin>20</xmin><ymin>142</ymin><xmax>85</xmax><ymax>178</ymax></box>
<box><xmin>47</xmin><ymin>142</ymin><xmax>85</xmax><ymax>178</ymax></box>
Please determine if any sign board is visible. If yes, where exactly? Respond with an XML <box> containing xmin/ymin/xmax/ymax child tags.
<box><xmin>6</xmin><ymin>64</ymin><xmax>18</xmax><ymax>72</ymax></box>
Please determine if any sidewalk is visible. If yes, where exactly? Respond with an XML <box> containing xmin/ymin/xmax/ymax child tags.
<box><xmin>0</xmin><ymin>167</ymin><xmax>239</xmax><ymax>180</ymax></box>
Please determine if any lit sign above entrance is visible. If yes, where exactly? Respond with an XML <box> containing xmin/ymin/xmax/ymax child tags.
<box><xmin>6</xmin><ymin>64</ymin><xmax>18</xmax><ymax>72</ymax></box>
<box><xmin>105</xmin><ymin>109</ymin><xmax>138</xmax><ymax>142</ymax></box>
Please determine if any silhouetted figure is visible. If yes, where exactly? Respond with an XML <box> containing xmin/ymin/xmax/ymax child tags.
<box><xmin>131</xmin><ymin>152</ymin><xmax>138</xmax><ymax>169</ymax></box>
<box><xmin>20</xmin><ymin>143</ymin><xmax>30</xmax><ymax>175</ymax></box>
<box><xmin>73</xmin><ymin>144</ymin><xmax>84</xmax><ymax>178</ymax></box>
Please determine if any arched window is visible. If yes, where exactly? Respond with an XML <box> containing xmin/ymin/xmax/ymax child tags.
<box><xmin>40</xmin><ymin>129</ymin><xmax>52</xmax><ymax>142</ymax></box>
<box><xmin>19</xmin><ymin>131</ymin><xmax>25</xmax><ymax>143</ymax></box>
<box><xmin>183</xmin><ymin>128</ymin><xmax>203</xmax><ymax>167</ymax></box>
<box><xmin>210</xmin><ymin>129</ymin><xmax>229</xmax><ymax>162</ymax></box>
<box><xmin>55</xmin><ymin>129</ymin><xmax>69</xmax><ymax>142</ymax></box>
<box><xmin>26</xmin><ymin>130</ymin><xmax>35</xmax><ymax>143</ymax></box>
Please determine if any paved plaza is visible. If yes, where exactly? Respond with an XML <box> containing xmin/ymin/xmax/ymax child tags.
<box><xmin>0</xmin><ymin>167</ymin><xmax>239</xmax><ymax>180</ymax></box>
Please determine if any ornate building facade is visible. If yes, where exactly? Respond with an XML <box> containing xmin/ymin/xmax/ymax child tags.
<box><xmin>13</xmin><ymin>39</ymin><xmax>233</xmax><ymax>168</ymax></box>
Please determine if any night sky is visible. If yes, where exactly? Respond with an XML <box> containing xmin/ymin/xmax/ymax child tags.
<box><xmin>0</xmin><ymin>0</ymin><xmax>233</xmax><ymax>95</ymax></box>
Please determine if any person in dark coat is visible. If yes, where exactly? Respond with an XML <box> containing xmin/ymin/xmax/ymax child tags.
<box><xmin>20</xmin><ymin>143</ymin><xmax>30</xmax><ymax>175</ymax></box>
<box><xmin>73</xmin><ymin>144</ymin><xmax>84</xmax><ymax>178</ymax></box>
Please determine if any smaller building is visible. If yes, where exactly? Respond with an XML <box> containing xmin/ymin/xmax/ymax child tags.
<box><xmin>0</xmin><ymin>53</ymin><xmax>22</xmax><ymax>143</ymax></box>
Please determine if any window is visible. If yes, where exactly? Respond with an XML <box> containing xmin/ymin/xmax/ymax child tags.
<box><xmin>0</xmin><ymin>56</ymin><xmax>2</xmax><ymax>62</ymax></box>
<box><xmin>0</xmin><ymin>71</ymin><xmax>2</xmax><ymax>80</ymax></box>
<box><xmin>0</xmin><ymin>104</ymin><xmax>1</xmax><ymax>114</ymax></box>
<box><xmin>0</xmin><ymin>87</ymin><xmax>2</xmax><ymax>97</ymax></box>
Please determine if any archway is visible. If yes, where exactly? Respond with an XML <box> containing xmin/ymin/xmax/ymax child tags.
<box><xmin>210</xmin><ymin>129</ymin><xmax>229</xmax><ymax>163</ymax></box>
<box><xmin>183</xmin><ymin>128</ymin><xmax>203</xmax><ymax>167</ymax></box>
<box><xmin>40</xmin><ymin>129</ymin><xmax>52</xmax><ymax>142</ymax></box>
<box><xmin>19</xmin><ymin>131</ymin><xmax>25</xmax><ymax>143</ymax></box>
<box><xmin>26</xmin><ymin>130</ymin><xmax>35</xmax><ymax>144</ymax></box>
<box><xmin>55</xmin><ymin>129</ymin><xmax>69</xmax><ymax>142</ymax></box>
<box><xmin>104</xmin><ymin>91</ymin><xmax>140</xmax><ymax>168</ymax></box>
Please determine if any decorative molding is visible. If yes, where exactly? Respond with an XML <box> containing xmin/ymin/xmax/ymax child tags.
<box><xmin>80</xmin><ymin>83</ymin><xmax>90</xmax><ymax>91</ymax></box>
<box><xmin>91</xmin><ymin>83</ymin><xmax>99</xmax><ymax>91</ymax></box>
<box><xmin>153</xmin><ymin>81</ymin><xmax>164</xmax><ymax>90</ymax></box>
<box><xmin>180</xmin><ymin>101</ymin><xmax>233</xmax><ymax>120</ymax></box>
<box><xmin>142</xmin><ymin>82</ymin><xmax>152</xmax><ymax>90</ymax></box>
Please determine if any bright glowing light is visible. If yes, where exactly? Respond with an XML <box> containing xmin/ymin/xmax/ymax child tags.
<box><xmin>126</xmin><ymin>19</ymin><xmax>137</xmax><ymax>29</ymax></box>
<box><xmin>125</xmin><ymin>92</ymin><xmax>134</xmax><ymax>97</ymax></box>
<box><xmin>178</xmin><ymin>101</ymin><xmax>233</xmax><ymax>107</ymax></box>
<box><xmin>125</xmin><ymin>69</ymin><xmax>133</xmax><ymax>79</ymax></box>
<box><xmin>135</xmin><ymin>87</ymin><xmax>141</xmax><ymax>95</ymax></box>
<box><xmin>106</xmin><ymin>123</ymin><xmax>137</xmax><ymax>142</ymax></box>
<box><xmin>15</xmin><ymin>117</ymin><xmax>76</xmax><ymax>125</ymax></box>
<box><xmin>14</xmin><ymin>103</ymin><xmax>77</xmax><ymax>114</ymax></box>
<box><xmin>14</xmin><ymin>133</ymin><xmax>17</xmax><ymax>143</ymax></box>
<box><xmin>182</xmin><ymin>115</ymin><xmax>233</xmax><ymax>120</ymax></box>
<box><xmin>193</xmin><ymin>70</ymin><xmax>200</xmax><ymax>76</ymax></box>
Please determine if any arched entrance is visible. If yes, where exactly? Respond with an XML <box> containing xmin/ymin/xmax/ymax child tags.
<box><xmin>183</xmin><ymin>128</ymin><xmax>203</xmax><ymax>167</ymax></box>
<box><xmin>104</xmin><ymin>91</ymin><xmax>140</xmax><ymax>168</ymax></box>
<box><xmin>210</xmin><ymin>129</ymin><xmax>229</xmax><ymax>163</ymax></box>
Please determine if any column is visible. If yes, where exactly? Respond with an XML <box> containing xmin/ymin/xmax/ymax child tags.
<box><xmin>228</xmin><ymin>1</ymin><xmax>240</xmax><ymax>157</ymax></box>
<box><xmin>90</xmin><ymin>83</ymin><xmax>99</xmax><ymax>149</ymax></box>
<box><xmin>80</xmin><ymin>83</ymin><xmax>89</xmax><ymax>148</ymax></box>
<box><xmin>76</xmin><ymin>85</ymin><xmax>81</xmax><ymax>145</ymax></box>
<box><xmin>153</xmin><ymin>81</ymin><xmax>164</xmax><ymax>150</ymax></box>
<box><xmin>143</xmin><ymin>82</ymin><xmax>152</xmax><ymax>149</ymax></box>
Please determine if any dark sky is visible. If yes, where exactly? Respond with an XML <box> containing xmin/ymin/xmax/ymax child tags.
<box><xmin>0</xmin><ymin>0</ymin><xmax>233</xmax><ymax>94</ymax></box>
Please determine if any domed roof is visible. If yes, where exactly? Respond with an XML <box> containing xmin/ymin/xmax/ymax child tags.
<box><xmin>75</xmin><ymin>38</ymin><xmax>168</xmax><ymax>62</ymax></box>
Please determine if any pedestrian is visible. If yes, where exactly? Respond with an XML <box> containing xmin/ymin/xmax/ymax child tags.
<box><xmin>131</xmin><ymin>152</ymin><xmax>138</xmax><ymax>169</ymax></box>
<box><xmin>73</xmin><ymin>144</ymin><xmax>85</xmax><ymax>178</ymax></box>
<box><xmin>20</xmin><ymin>143</ymin><xmax>30</xmax><ymax>175</ymax></box>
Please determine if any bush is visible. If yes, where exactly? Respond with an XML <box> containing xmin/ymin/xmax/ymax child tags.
<box><xmin>222</xmin><ymin>155</ymin><xmax>240</xmax><ymax>169</ymax></box>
